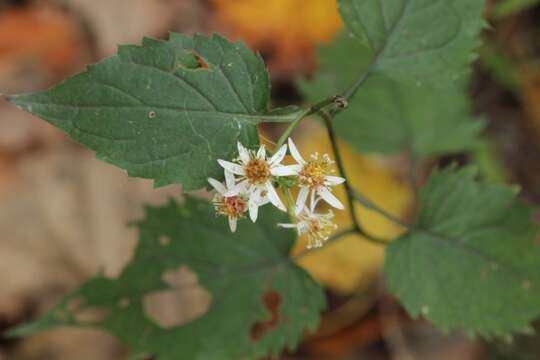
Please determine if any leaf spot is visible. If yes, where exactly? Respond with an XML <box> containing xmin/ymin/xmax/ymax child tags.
<box><xmin>521</xmin><ymin>280</ymin><xmax>531</xmax><ymax>290</ymax></box>
<box><xmin>148</xmin><ymin>111</ymin><xmax>156</xmax><ymax>119</ymax></box>
<box><xmin>118</xmin><ymin>298</ymin><xmax>130</xmax><ymax>309</ymax></box>
<box><xmin>143</xmin><ymin>266</ymin><xmax>211</xmax><ymax>329</ymax></box>
<box><xmin>480</xmin><ymin>268</ymin><xmax>487</xmax><ymax>278</ymax></box>
<box><xmin>421</xmin><ymin>305</ymin><xmax>430</xmax><ymax>315</ymax></box>
<box><xmin>159</xmin><ymin>235</ymin><xmax>170</xmax><ymax>246</ymax></box>
<box><xmin>250</xmin><ymin>290</ymin><xmax>282</xmax><ymax>341</ymax></box>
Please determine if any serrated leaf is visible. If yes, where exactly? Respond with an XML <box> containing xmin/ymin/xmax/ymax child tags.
<box><xmin>385</xmin><ymin>166</ymin><xmax>540</xmax><ymax>337</ymax></box>
<box><xmin>337</xmin><ymin>0</ymin><xmax>486</xmax><ymax>84</ymax></box>
<box><xmin>8</xmin><ymin>33</ymin><xmax>302</xmax><ymax>190</ymax></box>
<box><xmin>299</xmin><ymin>33</ymin><xmax>483</xmax><ymax>158</ymax></box>
<box><xmin>9</xmin><ymin>197</ymin><xmax>325</xmax><ymax>359</ymax></box>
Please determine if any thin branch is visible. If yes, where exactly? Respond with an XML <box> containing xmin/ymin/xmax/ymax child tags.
<box><xmin>342</xmin><ymin>58</ymin><xmax>377</xmax><ymax>101</ymax></box>
<box><xmin>274</xmin><ymin>96</ymin><xmax>338</xmax><ymax>150</ymax></box>
<box><xmin>320</xmin><ymin>111</ymin><xmax>389</xmax><ymax>246</ymax></box>
<box><xmin>351</xmin><ymin>189</ymin><xmax>412</xmax><ymax>230</ymax></box>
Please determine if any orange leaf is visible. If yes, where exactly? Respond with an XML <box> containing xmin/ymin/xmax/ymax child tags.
<box><xmin>0</xmin><ymin>6</ymin><xmax>84</xmax><ymax>79</ymax></box>
<box><xmin>212</xmin><ymin>0</ymin><xmax>342</xmax><ymax>76</ymax></box>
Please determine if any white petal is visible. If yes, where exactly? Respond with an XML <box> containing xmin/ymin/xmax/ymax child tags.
<box><xmin>265</xmin><ymin>182</ymin><xmax>286</xmax><ymax>211</ymax></box>
<box><xmin>295</xmin><ymin>187</ymin><xmax>310</xmax><ymax>215</ymax></box>
<box><xmin>318</xmin><ymin>187</ymin><xmax>344</xmax><ymax>210</ymax></box>
<box><xmin>309</xmin><ymin>188</ymin><xmax>318</xmax><ymax>212</ymax></box>
<box><xmin>249</xmin><ymin>202</ymin><xmax>259</xmax><ymax>222</ymax></box>
<box><xmin>311</xmin><ymin>194</ymin><xmax>322</xmax><ymax>212</ymax></box>
<box><xmin>257</xmin><ymin>144</ymin><xmax>266</xmax><ymax>159</ymax></box>
<box><xmin>218</xmin><ymin>159</ymin><xmax>245</xmax><ymax>176</ymax></box>
<box><xmin>228</xmin><ymin>217</ymin><xmax>237</xmax><ymax>232</ymax></box>
<box><xmin>257</xmin><ymin>194</ymin><xmax>271</xmax><ymax>206</ymax></box>
<box><xmin>207</xmin><ymin>178</ymin><xmax>226</xmax><ymax>194</ymax></box>
<box><xmin>237</xmin><ymin>142</ymin><xmax>250</xmax><ymax>163</ymax></box>
<box><xmin>224</xmin><ymin>169</ymin><xmax>236</xmax><ymax>188</ymax></box>
<box><xmin>224</xmin><ymin>179</ymin><xmax>248</xmax><ymax>196</ymax></box>
<box><xmin>277</xmin><ymin>223</ymin><xmax>298</xmax><ymax>229</ymax></box>
<box><xmin>287</xmin><ymin>138</ymin><xmax>305</xmax><ymax>164</ymax></box>
<box><xmin>324</xmin><ymin>175</ymin><xmax>346</xmax><ymax>186</ymax></box>
<box><xmin>271</xmin><ymin>164</ymin><xmax>302</xmax><ymax>176</ymax></box>
<box><xmin>269</xmin><ymin>144</ymin><xmax>287</xmax><ymax>166</ymax></box>
<box><xmin>250</xmin><ymin>187</ymin><xmax>262</xmax><ymax>204</ymax></box>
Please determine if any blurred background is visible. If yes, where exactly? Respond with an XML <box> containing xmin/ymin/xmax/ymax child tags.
<box><xmin>0</xmin><ymin>0</ymin><xmax>539</xmax><ymax>359</ymax></box>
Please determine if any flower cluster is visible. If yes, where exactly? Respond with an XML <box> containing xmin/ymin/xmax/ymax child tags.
<box><xmin>208</xmin><ymin>138</ymin><xmax>345</xmax><ymax>248</ymax></box>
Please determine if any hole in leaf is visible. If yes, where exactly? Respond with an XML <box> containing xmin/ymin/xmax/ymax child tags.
<box><xmin>250</xmin><ymin>290</ymin><xmax>282</xmax><ymax>341</ymax></box>
<box><xmin>193</xmin><ymin>53</ymin><xmax>209</xmax><ymax>69</ymax></box>
<box><xmin>143</xmin><ymin>265</ymin><xmax>211</xmax><ymax>329</ymax></box>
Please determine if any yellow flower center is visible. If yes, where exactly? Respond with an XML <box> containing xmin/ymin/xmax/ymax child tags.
<box><xmin>299</xmin><ymin>154</ymin><xmax>333</xmax><ymax>188</ymax></box>
<box><xmin>307</xmin><ymin>218</ymin><xmax>335</xmax><ymax>243</ymax></box>
<box><xmin>245</xmin><ymin>159</ymin><xmax>271</xmax><ymax>184</ymax></box>
<box><xmin>213</xmin><ymin>194</ymin><xmax>246</xmax><ymax>218</ymax></box>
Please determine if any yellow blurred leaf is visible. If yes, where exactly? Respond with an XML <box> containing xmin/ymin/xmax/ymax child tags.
<box><xmin>212</xmin><ymin>0</ymin><xmax>342</xmax><ymax>75</ymax></box>
<box><xmin>291</xmin><ymin>125</ymin><xmax>412</xmax><ymax>294</ymax></box>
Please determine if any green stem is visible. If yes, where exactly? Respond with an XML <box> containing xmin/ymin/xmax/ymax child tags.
<box><xmin>274</xmin><ymin>96</ymin><xmax>337</xmax><ymax>150</ymax></box>
<box><xmin>340</xmin><ymin>50</ymin><xmax>379</xmax><ymax>103</ymax></box>
<box><xmin>275</xmin><ymin>108</ymin><xmax>310</xmax><ymax>150</ymax></box>
<box><xmin>351</xmin><ymin>190</ymin><xmax>412</xmax><ymax>230</ymax></box>
<box><xmin>283</xmin><ymin>188</ymin><xmax>296</xmax><ymax>220</ymax></box>
<box><xmin>342</xmin><ymin>65</ymin><xmax>372</xmax><ymax>101</ymax></box>
<box><xmin>321</xmin><ymin>111</ymin><xmax>389</xmax><ymax>246</ymax></box>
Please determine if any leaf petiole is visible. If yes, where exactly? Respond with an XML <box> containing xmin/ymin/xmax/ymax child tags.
<box><xmin>274</xmin><ymin>96</ymin><xmax>338</xmax><ymax>150</ymax></box>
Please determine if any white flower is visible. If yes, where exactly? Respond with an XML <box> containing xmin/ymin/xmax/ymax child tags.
<box><xmin>217</xmin><ymin>142</ymin><xmax>300</xmax><ymax>221</ymax></box>
<box><xmin>287</xmin><ymin>138</ymin><xmax>345</xmax><ymax>214</ymax></box>
<box><xmin>208</xmin><ymin>170</ymin><xmax>250</xmax><ymax>232</ymax></box>
<box><xmin>278</xmin><ymin>195</ymin><xmax>337</xmax><ymax>249</ymax></box>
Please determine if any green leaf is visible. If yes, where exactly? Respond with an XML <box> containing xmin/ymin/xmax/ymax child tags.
<box><xmin>9</xmin><ymin>197</ymin><xmax>325</xmax><ymax>359</ymax></box>
<box><xmin>337</xmin><ymin>0</ymin><xmax>486</xmax><ymax>84</ymax></box>
<box><xmin>493</xmin><ymin>0</ymin><xmax>539</xmax><ymax>18</ymax></box>
<box><xmin>385</xmin><ymin>166</ymin><xmax>540</xmax><ymax>337</ymax></box>
<box><xmin>299</xmin><ymin>33</ymin><xmax>483</xmax><ymax>158</ymax></box>
<box><xmin>8</xmin><ymin>33</ymin><xmax>301</xmax><ymax>190</ymax></box>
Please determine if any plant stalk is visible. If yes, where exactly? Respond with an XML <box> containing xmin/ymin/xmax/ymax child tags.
<box><xmin>321</xmin><ymin>111</ymin><xmax>389</xmax><ymax>246</ymax></box>
<box><xmin>274</xmin><ymin>96</ymin><xmax>338</xmax><ymax>150</ymax></box>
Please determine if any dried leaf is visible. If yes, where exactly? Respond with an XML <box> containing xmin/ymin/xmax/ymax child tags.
<box><xmin>213</xmin><ymin>0</ymin><xmax>342</xmax><ymax>75</ymax></box>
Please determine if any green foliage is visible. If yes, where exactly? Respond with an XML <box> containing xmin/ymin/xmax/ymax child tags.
<box><xmin>337</xmin><ymin>0</ymin><xmax>486</xmax><ymax>84</ymax></box>
<box><xmin>300</xmin><ymin>33</ymin><xmax>483</xmax><ymax>158</ymax></box>
<box><xmin>8</xmin><ymin>33</ymin><xmax>301</xmax><ymax>191</ymax></box>
<box><xmin>493</xmin><ymin>0</ymin><xmax>539</xmax><ymax>18</ymax></box>
<box><xmin>385</xmin><ymin>166</ymin><xmax>540</xmax><ymax>337</ymax></box>
<box><xmin>7</xmin><ymin>0</ymin><xmax>540</xmax><ymax>352</ymax></box>
<box><xmin>9</xmin><ymin>197</ymin><xmax>325</xmax><ymax>360</ymax></box>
